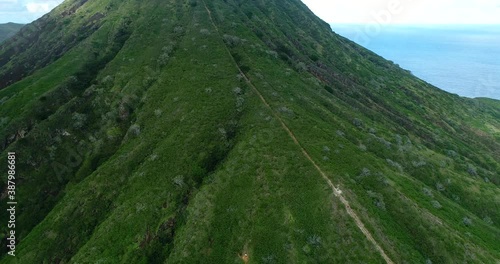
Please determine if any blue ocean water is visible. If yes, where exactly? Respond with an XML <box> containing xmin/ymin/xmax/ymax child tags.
<box><xmin>332</xmin><ymin>24</ymin><xmax>500</xmax><ymax>100</ymax></box>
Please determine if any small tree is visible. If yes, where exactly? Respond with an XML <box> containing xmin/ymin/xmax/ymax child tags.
<box><xmin>462</xmin><ymin>217</ymin><xmax>472</xmax><ymax>226</ymax></box>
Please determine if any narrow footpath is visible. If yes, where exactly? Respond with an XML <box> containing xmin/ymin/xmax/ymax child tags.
<box><xmin>201</xmin><ymin>1</ymin><xmax>394</xmax><ymax>263</ymax></box>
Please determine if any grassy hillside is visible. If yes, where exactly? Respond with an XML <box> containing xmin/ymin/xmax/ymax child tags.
<box><xmin>0</xmin><ymin>23</ymin><xmax>23</xmax><ymax>43</ymax></box>
<box><xmin>0</xmin><ymin>0</ymin><xmax>499</xmax><ymax>263</ymax></box>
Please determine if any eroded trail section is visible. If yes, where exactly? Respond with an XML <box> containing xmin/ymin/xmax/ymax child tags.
<box><xmin>201</xmin><ymin>1</ymin><xmax>394</xmax><ymax>263</ymax></box>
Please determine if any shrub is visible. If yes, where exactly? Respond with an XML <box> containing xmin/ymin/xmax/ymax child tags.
<box><xmin>307</xmin><ymin>235</ymin><xmax>321</xmax><ymax>246</ymax></box>
<box><xmin>72</xmin><ymin>113</ymin><xmax>87</xmax><ymax>129</ymax></box>
<box><xmin>265</xmin><ymin>50</ymin><xmax>278</xmax><ymax>59</ymax></box>
<box><xmin>233</xmin><ymin>87</ymin><xmax>242</xmax><ymax>95</ymax></box>
<box><xmin>118</xmin><ymin>104</ymin><xmax>129</xmax><ymax>121</ymax></box>
<box><xmin>295</xmin><ymin>61</ymin><xmax>307</xmax><ymax>72</ymax></box>
<box><xmin>431</xmin><ymin>200</ymin><xmax>442</xmax><ymax>209</ymax></box>
<box><xmin>375</xmin><ymin>200</ymin><xmax>386</xmax><ymax>210</ymax></box>
<box><xmin>128</xmin><ymin>124</ymin><xmax>141</xmax><ymax>137</ymax></box>
<box><xmin>235</xmin><ymin>96</ymin><xmax>244</xmax><ymax>109</ymax></box>
<box><xmin>462</xmin><ymin>217</ymin><xmax>472</xmax><ymax>226</ymax></box>
<box><xmin>0</xmin><ymin>96</ymin><xmax>9</xmax><ymax>104</ymax></box>
<box><xmin>157</xmin><ymin>53</ymin><xmax>170</xmax><ymax>67</ymax></box>
<box><xmin>106</xmin><ymin>127</ymin><xmax>122</xmax><ymax>140</ymax></box>
<box><xmin>367</xmin><ymin>191</ymin><xmax>385</xmax><ymax>210</ymax></box>
<box><xmin>359</xmin><ymin>168</ymin><xmax>371</xmax><ymax>177</ymax></box>
<box><xmin>157</xmin><ymin>45</ymin><xmax>174</xmax><ymax>67</ymax></box>
<box><xmin>223</xmin><ymin>34</ymin><xmax>241</xmax><ymax>47</ymax></box>
<box><xmin>435</xmin><ymin>182</ymin><xmax>445</xmax><ymax>191</ymax></box>
<box><xmin>446</xmin><ymin>149</ymin><xmax>458</xmax><ymax>158</ymax></box>
<box><xmin>412</xmin><ymin>160</ymin><xmax>427</xmax><ymax>167</ymax></box>
<box><xmin>358</xmin><ymin>144</ymin><xmax>367</xmax><ymax>151</ymax></box>
<box><xmin>236</xmin><ymin>73</ymin><xmax>244</xmax><ymax>81</ymax></box>
<box><xmin>101</xmin><ymin>75</ymin><xmax>114</xmax><ymax>87</ymax></box>
<box><xmin>143</xmin><ymin>76</ymin><xmax>157</xmax><ymax>87</ymax></box>
<box><xmin>162</xmin><ymin>45</ymin><xmax>174</xmax><ymax>54</ymax></box>
<box><xmin>379</xmin><ymin>137</ymin><xmax>392</xmax><ymax>149</ymax></box>
<box><xmin>353</xmin><ymin>118</ymin><xmax>364</xmax><ymax>128</ymax></box>
<box><xmin>173</xmin><ymin>175</ymin><xmax>184</xmax><ymax>187</ymax></box>
<box><xmin>149</xmin><ymin>153</ymin><xmax>158</xmax><ymax>161</ymax></box>
<box><xmin>173</xmin><ymin>26</ymin><xmax>184</xmax><ymax>34</ymax></box>
<box><xmin>302</xmin><ymin>245</ymin><xmax>311</xmax><ymax>254</ymax></box>
<box><xmin>278</xmin><ymin>106</ymin><xmax>294</xmax><ymax>116</ymax></box>
<box><xmin>379</xmin><ymin>176</ymin><xmax>390</xmax><ymax>186</ymax></box>
<box><xmin>483</xmin><ymin>216</ymin><xmax>493</xmax><ymax>225</ymax></box>
<box><xmin>386</xmin><ymin>159</ymin><xmax>403</xmax><ymax>172</ymax></box>
<box><xmin>423</xmin><ymin>187</ymin><xmax>433</xmax><ymax>197</ymax></box>
<box><xmin>395</xmin><ymin>134</ymin><xmax>403</xmax><ymax>145</ymax></box>
<box><xmin>467</xmin><ymin>165</ymin><xmax>477</xmax><ymax>176</ymax></box>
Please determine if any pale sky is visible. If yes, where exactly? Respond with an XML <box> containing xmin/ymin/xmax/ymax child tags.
<box><xmin>1</xmin><ymin>0</ymin><xmax>500</xmax><ymax>24</ymax></box>
<box><xmin>301</xmin><ymin>0</ymin><xmax>500</xmax><ymax>25</ymax></box>
<box><xmin>0</xmin><ymin>0</ymin><xmax>63</xmax><ymax>23</ymax></box>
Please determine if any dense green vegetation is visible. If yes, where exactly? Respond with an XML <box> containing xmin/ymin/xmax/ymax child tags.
<box><xmin>0</xmin><ymin>0</ymin><xmax>499</xmax><ymax>263</ymax></box>
<box><xmin>0</xmin><ymin>23</ymin><xmax>23</xmax><ymax>43</ymax></box>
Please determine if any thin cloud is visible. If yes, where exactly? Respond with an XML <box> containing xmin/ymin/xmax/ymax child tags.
<box><xmin>0</xmin><ymin>0</ymin><xmax>63</xmax><ymax>23</ymax></box>
<box><xmin>26</xmin><ymin>2</ymin><xmax>53</xmax><ymax>13</ymax></box>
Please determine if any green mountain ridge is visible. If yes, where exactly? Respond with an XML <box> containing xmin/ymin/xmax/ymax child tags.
<box><xmin>0</xmin><ymin>0</ymin><xmax>499</xmax><ymax>263</ymax></box>
<box><xmin>0</xmin><ymin>23</ymin><xmax>24</xmax><ymax>43</ymax></box>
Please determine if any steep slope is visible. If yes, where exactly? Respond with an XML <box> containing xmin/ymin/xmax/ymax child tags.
<box><xmin>0</xmin><ymin>23</ymin><xmax>23</xmax><ymax>43</ymax></box>
<box><xmin>1</xmin><ymin>0</ymin><xmax>499</xmax><ymax>263</ymax></box>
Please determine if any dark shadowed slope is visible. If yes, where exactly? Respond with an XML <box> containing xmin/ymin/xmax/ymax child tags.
<box><xmin>0</xmin><ymin>0</ymin><xmax>499</xmax><ymax>263</ymax></box>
